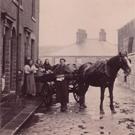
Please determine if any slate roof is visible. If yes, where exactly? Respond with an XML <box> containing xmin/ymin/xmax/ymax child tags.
<box><xmin>41</xmin><ymin>39</ymin><xmax>118</xmax><ymax>57</ymax></box>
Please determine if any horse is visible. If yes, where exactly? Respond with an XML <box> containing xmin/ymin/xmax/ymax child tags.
<box><xmin>77</xmin><ymin>52</ymin><xmax>131</xmax><ymax>114</ymax></box>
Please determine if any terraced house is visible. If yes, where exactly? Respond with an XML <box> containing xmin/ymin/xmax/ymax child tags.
<box><xmin>41</xmin><ymin>29</ymin><xmax>117</xmax><ymax>65</ymax></box>
<box><xmin>117</xmin><ymin>19</ymin><xmax>135</xmax><ymax>91</ymax></box>
<box><xmin>0</xmin><ymin>0</ymin><xmax>39</xmax><ymax>95</ymax></box>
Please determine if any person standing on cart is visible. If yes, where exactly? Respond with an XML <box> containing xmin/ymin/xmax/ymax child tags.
<box><xmin>54</xmin><ymin>58</ymin><xmax>71</xmax><ymax>112</ymax></box>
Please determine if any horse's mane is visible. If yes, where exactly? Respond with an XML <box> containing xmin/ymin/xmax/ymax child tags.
<box><xmin>107</xmin><ymin>55</ymin><xmax>120</xmax><ymax>66</ymax></box>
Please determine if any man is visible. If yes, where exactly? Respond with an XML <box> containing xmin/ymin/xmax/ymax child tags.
<box><xmin>54</xmin><ymin>58</ymin><xmax>70</xmax><ymax>112</ymax></box>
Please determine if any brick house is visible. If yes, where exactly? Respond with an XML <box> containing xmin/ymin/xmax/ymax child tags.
<box><xmin>118</xmin><ymin>19</ymin><xmax>135</xmax><ymax>53</ymax></box>
<box><xmin>117</xmin><ymin>19</ymin><xmax>135</xmax><ymax>91</ymax></box>
<box><xmin>40</xmin><ymin>29</ymin><xmax>117</xmax><ymax>65</ymax></box>
<box><xmin>0</xmin><ymin>0</ymin><xmax>39</xmax><ymax>94</ymax></box>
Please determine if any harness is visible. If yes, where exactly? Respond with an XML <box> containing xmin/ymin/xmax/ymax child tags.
<box><xmin>83</xmin><ymin>63</ymin><xmax>92</xmax><ymax>78</ymax></box>
<box><xmin>83</xmin><ymin>60</ymin><xmax>110</xmax><ymax>78</ymax></box>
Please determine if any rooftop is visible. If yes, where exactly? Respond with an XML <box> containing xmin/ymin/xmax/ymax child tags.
<box><xmin>40</xmin><ymin>38</ymin><xmax>118</xmax><ymax>57</ymax></box>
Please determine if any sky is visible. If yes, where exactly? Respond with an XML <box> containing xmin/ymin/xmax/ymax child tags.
<box><xmin>39</xmin><ymin>0</ymin><xmax>135</xmax><ymax>46</ymax></box>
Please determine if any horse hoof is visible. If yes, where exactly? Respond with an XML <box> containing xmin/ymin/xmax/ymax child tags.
<box><xmin>83</xmin><ymin>104</ymin><xmax>87</xmax><ymax>108</ymax></box>
<box><xmin>100</xmin><ymin>110</ymin><xmax>105</xmax><ymax>115</ymax></box>
<box><xmin>79</xmin><ymin>105</ymin><xmax>85</xmax><ymax>110</ymax></box>
<box><xmin>111</xmin><ymin>110</ymin><xmax>116</xmax><ymax>114</ymax></box>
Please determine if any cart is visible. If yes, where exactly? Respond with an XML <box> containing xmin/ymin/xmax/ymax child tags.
<box><xmin>35</xmin><ymin>71</ymin><xmax>80</xmax><ymax>107</ymax></box>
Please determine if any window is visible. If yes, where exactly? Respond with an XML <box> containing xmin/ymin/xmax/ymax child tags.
<box><xmin>128</xmin><ymin>37</ymin><xmax>134</xmax><ymax>53</ymax></box>
<box><xmin>124</xmin><ymin>76</ymin><xmax>127</xmax><ymax>82</ymax></box>
<box><xmin>32</xmin><ymin>0</ymin><xmax>36</xmax><ymax>19</ymax></box>
<box><xmin>123</xmin><ymin>38</ymin><xmax>129</xmax><ymax>52</ymax></box>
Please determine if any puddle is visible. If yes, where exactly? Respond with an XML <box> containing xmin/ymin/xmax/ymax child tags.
<box><xmin>99</xmin><ymin>126</ymin><xmax>104</xmax><ymax>129</ymax></box>
<box><xmin>83</xmin><ymin>131</ymin><xmax>89</xmax><ymax>134</ymax></box>
<box><xmin>100</xmin><ymin>131</ymin><xmax>104</xmax><ymax>134</ymax></box>
<box><xmin>118</xmin><ymin>118</ymin><xmax>135</xmax><ymax>132</ymax></box>
<box><xmin>120</xmin><ymin>109</ymin><xmax>133</xmax><ymax>114</ymax></box>
<box><xmin>118</xmin><ymin>118</ymin><xmax>135</xmax><ymax>124</ymax></box>
<box><xmin>78</xmin><ymin>125</ymin><xmax>86</xmax><ymax>129</ymax></box>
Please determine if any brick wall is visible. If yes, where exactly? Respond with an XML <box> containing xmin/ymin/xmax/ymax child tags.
<box><xmin>0</xmin><ymin>0</ymin><xmax>39</xmax><ymax>93</ymax></box>
<box><xmin>117</xmin><ymin>19</ymin><xmax>135</xmax><ymax>91</ymax></box>
<box><xmin>118</xmin><ymin>19</ymin><xmax>135</xmax><ymax>53</ymax></box>
<box><xmin>0</xmin><ymin>0</ymin><xmax>2</xmax><ymax>93</ymax></box>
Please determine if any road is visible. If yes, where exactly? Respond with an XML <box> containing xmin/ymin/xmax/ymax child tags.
<box><xmin>18</xmin><ymin>84</ymin><xmax>135</xmax><ymax>135</ymax></box>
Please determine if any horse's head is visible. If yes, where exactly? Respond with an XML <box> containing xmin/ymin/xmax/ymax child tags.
<box><xmin>119</xmin><ymin>52</ymin><xmax>131</xmax><ymax>76</ymax></box>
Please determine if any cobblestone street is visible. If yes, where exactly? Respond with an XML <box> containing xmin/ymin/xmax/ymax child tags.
<box><xmin>18</xmin><ymin>84</ymin><xmax>135</xmax><ymax>135</ymax></box>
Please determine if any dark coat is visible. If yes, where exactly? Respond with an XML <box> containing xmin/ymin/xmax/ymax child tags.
<box><xmin>43</xmin><ymin>63</ymin><xmax>52</xmax><ymax>72</ymax></box>
<box><xmin>54</xmin><ymin>64</ymin><xmax>71</xmax><ymax>103</ymax></box>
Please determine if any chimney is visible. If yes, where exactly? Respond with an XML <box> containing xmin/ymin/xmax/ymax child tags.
<box><xmin>76</xmin><ymin>29</ymin><xmax>87</xmax><ymax>44</ymax></box>
<box><xmin>99</xmin><ymin>29</ymin><xmax>106</xmax><ymax>41</ymax></box>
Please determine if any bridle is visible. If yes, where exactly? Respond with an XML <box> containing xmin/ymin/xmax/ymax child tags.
<box><xmin>119</xmin><ymin>55</ymin><xmax>131</xmax><ymax>75</ymax></box>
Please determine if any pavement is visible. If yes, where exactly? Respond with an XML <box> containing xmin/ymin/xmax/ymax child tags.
<box><xmin>0</xmin><ymin>95</ymin><xmax>42</xmax><ymax>135</ymax></box>
<box><xmin>18</xmin><ymin>84</ymin><xmax>135</xmax><ymax>135</ymax></box>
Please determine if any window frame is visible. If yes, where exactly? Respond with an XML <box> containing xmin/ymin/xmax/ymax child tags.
<box><xmin>128</xmin><ymin>37</ymin><xmax>134</xmax><ymax>53</ymax></box>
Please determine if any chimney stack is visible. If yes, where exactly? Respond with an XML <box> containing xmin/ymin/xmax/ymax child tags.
<box><xmin>76</xmin><ymin>29</ymin><xmax>87</xmax><ymax>44</ymax></box>
<box><xmin>99</xmin><ymin>29</ymin><xmax>106</xmax><ymax>41</ymax></box>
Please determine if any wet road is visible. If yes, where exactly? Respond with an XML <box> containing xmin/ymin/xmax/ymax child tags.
<box><xmin>18</xmin><ymin>84</ymin><xmax>135</xmax><ymax>135</ymax></box>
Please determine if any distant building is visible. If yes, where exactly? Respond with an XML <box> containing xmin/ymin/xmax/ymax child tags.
<box><xmin>0</xmin><ymin>0</ymin><xmax>39</xmax><ymax>93</ymax></box>
<box><xmin>117</xmin><ymin>19</ymin><xmax>135</xmax><ymax>91</ymax></box>
<box><xmin>41</xmin><ymin>29</ymin><xmax>117</xmax><ymax>65</ymax></box>
<box><xmin>118</xmin><ymin>19</ymin><xmax>135</xmax><ymax>53</ymax></box>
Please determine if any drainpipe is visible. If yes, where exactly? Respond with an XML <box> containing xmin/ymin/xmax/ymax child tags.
<box><xmin>16</xmin><ymin>0</ymin><xmax>20</xmax><ymax>97</ymax></box>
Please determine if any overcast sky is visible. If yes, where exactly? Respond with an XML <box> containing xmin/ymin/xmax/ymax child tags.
<box><xmin>39</xmin><ymin>0</ymin><xmax>135</xmax><ymax>46</ymax></box>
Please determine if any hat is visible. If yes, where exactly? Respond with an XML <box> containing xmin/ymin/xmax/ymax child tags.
<box><xmin>60</xmin><ymin>58</ymin><xmax>66</xmax><ymax>62</ymax></box>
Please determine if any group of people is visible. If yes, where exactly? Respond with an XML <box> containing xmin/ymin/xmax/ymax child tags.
<box><xmin>23</xmin><ymin>58</ymin><xmax>52</xmax><ymax>96</ymax></box>
<box><xmin>23</xmin><ymin>58</ymin><xmax>71</xmax><ymax>112</ymax></box>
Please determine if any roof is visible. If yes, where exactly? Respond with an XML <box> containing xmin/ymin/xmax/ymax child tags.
<box><xmin>41</xmin><ymin>39</ymin><xmax>118</xmax><ymax>57</ymax></box>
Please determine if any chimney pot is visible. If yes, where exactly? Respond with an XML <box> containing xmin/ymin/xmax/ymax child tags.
<box><xmin>76</xmin><ymin>29</ymin><xmax>87</xmax><ymax>44</ymax></box>
<box><xmin>99</xmin><ymin>29</ymin><xmax>106</xmax><ymax>41</ymax></box>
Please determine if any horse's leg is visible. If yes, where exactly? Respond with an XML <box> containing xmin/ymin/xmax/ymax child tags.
<box><xmin>79</xmin><ymin>83</ymin><xmax>85</xmax><ymax>109</ymax></box>
<box><xmin>108</xmin><ymin>84</ymin><xmax>116</xmax><ymax>114</ymax></box>
<box><xmin>82</xmin><ymin>83</ymin><xmax>89</xmax><ymax>108</ymax></box>
<box><xmin>100</xmin><ymin>87</ymin><xmax>105</xmax><ymax>114</ymax></box>
<box><xmin>79</xmin><ymin>83</ymin><xmax>88</xmax><ymax>109</ymax></box>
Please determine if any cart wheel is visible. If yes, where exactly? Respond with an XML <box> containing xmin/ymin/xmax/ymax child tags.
<box><xmin>41</xmin><ymin>83</ymin><xmax>52</xmax><ymax>107</ymax></box>
<box><xmin>72</xmin><ymin>81</ymin><xmax>80</xmax><ymax>103</ymax></box>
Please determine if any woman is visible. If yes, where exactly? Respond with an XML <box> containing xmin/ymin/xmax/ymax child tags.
<box><xmin>24</xmin><ymin>59</ymin><xmax>37</xmax><ymax>96</ymax></box>
<box><xmin>43</xmin><ymin>59</ymin><xmax>52</xmax><ymax>73</ymax></box>
<box><xmin>35</xmin><ymin>59</ymin><xmax>45</xmax><ymax>75</ymax></box>
<box><xmin>35</xmin><ymin>59</ymin><xmax>45</xmax><ymax>95</ymax></box>
<box><xmin>35</xmin><ymin>59</ymin><xmax>43</xmax><ymax>69</ymax></box>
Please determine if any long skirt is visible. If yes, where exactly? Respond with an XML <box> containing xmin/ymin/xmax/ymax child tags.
<box><xmin>55</xmin><ymin>80</ymin><xmax>69</xmax><ymax>104</ymax></box>
<box><xmin>25</xmin><ymin>73</ymin><xmax>36</xmax><ymax>96</ymax></box>
<box><xmin>35</xmin><ymin>71</ymin><xmax>44</xmax><ymax>95</ymax></box>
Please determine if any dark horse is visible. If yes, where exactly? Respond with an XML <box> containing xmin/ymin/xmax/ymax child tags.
<box><xmin>78</xmin><ymin>52</ymin><xmax>131</xmax><ymax>114</ymax></box>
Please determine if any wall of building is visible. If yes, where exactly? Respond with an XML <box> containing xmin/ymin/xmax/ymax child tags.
<box><xmin>41</xmin><ymin>56</ymin><xmax>111</xmax><ymax>66</ymax></box>
<box><xmin>117</xmin><ymin>19</ymin><xmax>135</xmax><ymax>91</ymax></box>
<box><xmin>117</xmin><ymin>53</ymin><xmax>135</xmax><ymax>91</ymax></box>
<box><xmin>0</xmin><ymin>0</ymin><xmax>2</xmax><ymax>93</ymax></box>
<box><xmin>0</xmin><ymin>0</ymin><xmax>39</xmax><ymax>93</ymax></box>
<box><xmin>118</xmin><ymin>19</ymin><xmax>135</xmax><ymax>53</ymax></box>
